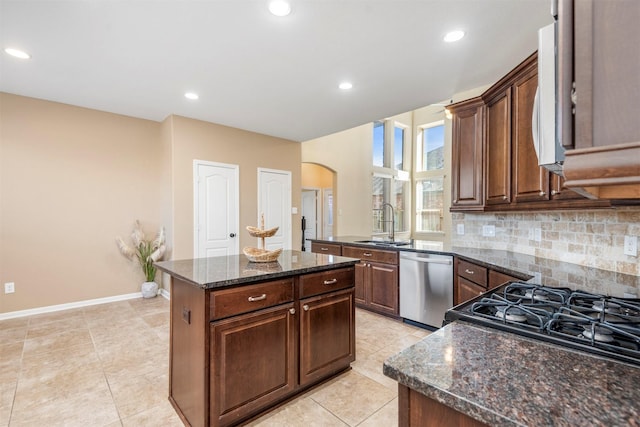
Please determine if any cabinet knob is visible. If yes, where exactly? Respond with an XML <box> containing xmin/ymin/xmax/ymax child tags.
<box><xmin>229</xmin><ymin>233</ymin><xmax>236</xmax><ymax>238</ymax></box>
<box><xmin>502</xmin><ymin>196</ymin><xmax>507</xmax><ymax>200</ymax></box>
<box><xmin>303</xmin><ymin>304</ymin><xmax>309</xmax><ymax>311</ymax></box>
<box><xmin>323</xmin><ymin>279</ymin><xmax>338</xmax><ymax>285</ymax></box>
<box><xmin>363</xmin><ymin>252</ymin><xmax>372</xmax><ymax>257</ymax></box>
<box><xmin>321</xmin><ymin>247</ymin><xmax>329</xmax><ymax>251</ymax></box>
<box><xmin>465</xmin><ymin>269</ymin><xmax>474</xmax><ymax>275</ymax></box>
<box><xmin>551</xmin><ymin>190</ymin><xmax>560</xmax><ymax>196</ymax></box>
<box><xmin>289</xmin><ymin>308</ymin><xmax>296</xmax><ymax>315</ymax></box>
<box><xmin>248</xmin><ymin>294</ymin><xmax>267</xmax><ymax>302</ymax></box>
<box><xmin>539</xmin><ymin>191</ymin><xmax>546</xmax><ymax>196</ymax></box>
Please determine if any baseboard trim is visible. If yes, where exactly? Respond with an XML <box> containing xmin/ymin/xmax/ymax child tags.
<box><xmin>160</xmin><ymin>288</ymin><xmax>170</xmax><ymax>300</ymax></box>
<box><xmin>0</xmin><ymin>290</ymin><xmax>170</xmax><ymax>321</ymax></box>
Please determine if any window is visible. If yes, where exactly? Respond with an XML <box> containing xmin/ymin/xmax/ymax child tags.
<box><xmin>373</xmin><ymin>121</ymin><xmax>385</xmax><ymax>167</ymax></box>
<box><xmin>371</xmin><ymin>119</ymin><xmax>410</xmax><ymax>236</ymax></box>
<box><xmin>419</xmin><ymin>123</ymin><xmax>444</xmax><ymax>171</ymax></box>
<box><xmin>415</xmin><ymin>177</ymin><xmax>444</xmax><ymax>232</ymax></box>
<box><xmin>415</xmin><ymin>121</ymin><xmax>445</xmax><ymax>233</ymax></box>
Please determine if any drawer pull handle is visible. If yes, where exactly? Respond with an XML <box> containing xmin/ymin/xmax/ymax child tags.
<box><xmin>323</xmin><ymin>279</ymin><xmax>338</xmax><ymax>285</ymax></box>
<box><xmin>289</xmin><ymin>308</ymin><xmax>296</xmax><ymax>315</ymax></box>
<box><xmin>248</xmin><ymin>294</ymin><xmax>267</xmax><ymax>302</ymax></box>
<box><xmin>321</xmin><ymin>247</ymin><xmax>329</xmax><ymax>251</ymax></box>
<box><xmin>363</xmin><ymin>252</ymin><xmax>372</xmax><ymax>257</ymax></box>
<box><xmin>465</xmin><ymin>269</ymin><xmax>474</xmax><ymax>274</ymax></box>
<box><xmin>303</xmin><ymin>304</ymin><xmax>309</xmax><ymax>311</ymax></box>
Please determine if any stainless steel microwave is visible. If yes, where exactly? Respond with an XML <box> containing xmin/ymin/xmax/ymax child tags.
<box><xmin>532</xmin><ymin>21</ymin><xmax>564</xmax><ymax>175</ymax></box>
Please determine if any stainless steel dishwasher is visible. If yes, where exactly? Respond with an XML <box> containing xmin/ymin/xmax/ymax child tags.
<box><xmin>399</xmin><ymin>251</ymin><xmax>453</xmax><ymax>329</ymax></box>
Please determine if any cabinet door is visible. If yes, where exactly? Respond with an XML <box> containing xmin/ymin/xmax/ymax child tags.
<box><xmin>512</xmin><ymin>63</ymin><xmax>550</xmax><ymax>203</ymax></box>
<box><xmin>353</xmin><ymin>261</ymin><xmax>367</xmax><ymax>306</ymax></box>
<box><xmin>455</xmin><ymin>277</ymin><xmax>486</xmax><ymax>305</ymax></box>
<box><xmin>368</xmin><ymin>262</ymin><xmax>399</xmax><ymax>316</ymax></box>
<box><xmin>485</xmin><ymin>89</ymin><xmax>512</xmax><ymax>205</ymax></box>
<box><xmin>299</xmin><ymin>289</ymin><xmax>355</xmax><ymax>386</ymax></box>
<box><xmin>451</xmin><ymin>98</ymin><xmax>485</xmax><ymax>210</ymax></box>
<box><xmin>210</xmin><ymin>303</ymin><xmax>296</xmax><ymax>426</ymax></box>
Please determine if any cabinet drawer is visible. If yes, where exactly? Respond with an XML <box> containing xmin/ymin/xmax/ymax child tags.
<box><xmin>342</xmin><ymin>246</ymin><xmax>398</xmax><ymax>265</ymax></box>
<box><xmin>299</xmin><ymin>267</ymin><xmax>354</xmax><ymax>298</ymax></box>
<box><xmin>311</xmin><ymin>242</ymin><xmax>342</xmax><ymax>256</ymax></box>
<box><xmin>457</xmin><ymin>260</ymin><xmax>487</xmax><ymax>287</ymax></box>
<box><xmin>210</xmin><ymin>279</ymin><xmax>294</xmax><ymax>320</ymax></box>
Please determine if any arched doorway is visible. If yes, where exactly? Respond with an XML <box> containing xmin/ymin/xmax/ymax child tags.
<box><xmin>301</xmin><ymin>163</ymin><xmax>336</xmax><ymax>251</ymax></box>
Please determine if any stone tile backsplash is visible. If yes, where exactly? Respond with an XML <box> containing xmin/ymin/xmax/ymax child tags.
<box><xmin>452</xmin><ymin>207</ymin><xmax>640</xmax><ymax>277</ymax></box>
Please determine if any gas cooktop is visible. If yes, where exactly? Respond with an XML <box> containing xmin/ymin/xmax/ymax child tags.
<box><xmin>445</xmin><ymin>282</ymin><xmax>640</xmax><ymax>366</ymax></box>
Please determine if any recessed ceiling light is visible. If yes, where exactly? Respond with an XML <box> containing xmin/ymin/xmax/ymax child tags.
<box><xmin>339</xmin><ymin>82</ymin><xmax>353</xmax><ymax>90</ymax></box>
<box><xmin>443</xmin><ymin>30</ymin><xmax>465</xmax><ymax>43</ymax></box>
<box><xmin>269</xmin><ymin>1</ymin><xmax>291</xmax><ymax>17</ymax></box>
<box><xmin>4</xmin><ymin>48</ymin><xmax>31</xmax><ymax>59</ymax></box>
<box><xmin>184</xmin><ymin>92</ymin><xmax>199</xmax><ymax>100</ymax></box>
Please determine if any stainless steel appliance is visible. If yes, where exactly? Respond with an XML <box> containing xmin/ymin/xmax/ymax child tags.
<box><xmin>400</xmin><ymin>252</ymin><xmax>453</xmax><ymax>329</ymax></box>
<box><xmin>532</xmin><ymin>0</ymin><xmax>574</xmax><ymax>175</ymax></box>
<box><xmin>446</xmin><ymin>282</ymin><xmax>640</xmax><ymax>366</ymax></box>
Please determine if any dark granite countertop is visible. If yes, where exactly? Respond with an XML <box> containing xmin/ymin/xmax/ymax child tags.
<box><xmin>383</xmin><ymin>321</ymin><xmax>640</xmax><ymax>427</ymax></box>
<box><xmin>310</xmin><ymin>236</ymin><xmax>640</xmax><ymax>297</ymax></box>
<box><xmin>155</xmin><ymin>250</ymin><xmax>359</xmax><ymax>289</ymax></box>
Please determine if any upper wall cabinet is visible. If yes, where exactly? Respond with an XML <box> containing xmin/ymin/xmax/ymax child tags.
<box><xmin>450</xmin><ymin>98</ymin><xmax>485</xmax><ymax>211</ymax></box>
<box><xmin>450</xmin><ymin>52</ymin><xmax>611</xmax><ymax>212</ymax></box>
<box><xmin>561</xmin><ymin>0</ymin><xmax>640</xmax><ymax>199</ymax></box>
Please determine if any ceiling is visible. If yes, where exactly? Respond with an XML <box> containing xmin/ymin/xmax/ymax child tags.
<box><xmin>0</xmin><ymin>0</ymin><xmax>552</xmax><ymax>142</ymax></box>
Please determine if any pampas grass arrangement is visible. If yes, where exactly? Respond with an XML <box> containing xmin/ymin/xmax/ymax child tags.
<box><xmin>116</xmin><ymin>220</ymin><xmax>166</xmax><ymax>282</ymax></box>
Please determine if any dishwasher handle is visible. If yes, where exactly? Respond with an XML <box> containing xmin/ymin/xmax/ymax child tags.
<box><xmin>400</xmin><ymin>253</ymin><xmax>452</xmax><ymax>265</ymax></box>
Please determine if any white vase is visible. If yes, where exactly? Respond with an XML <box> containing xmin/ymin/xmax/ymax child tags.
<box><xmin>141</xmin><ymin>281</ymin><xmax>159</xmax><ymax>298</ymax></box>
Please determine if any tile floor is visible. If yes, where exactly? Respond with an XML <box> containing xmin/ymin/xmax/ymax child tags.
<box><xmin>0</xmin><ymin>297</ymin><xmax>430</xmax><ymax>427</ymax></box>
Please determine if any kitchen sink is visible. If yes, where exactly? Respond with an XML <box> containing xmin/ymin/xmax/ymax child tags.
<box><xmin>354</xmin><ymin>240</ymin><xmax>411</xmax><ymax>247</ymax></box>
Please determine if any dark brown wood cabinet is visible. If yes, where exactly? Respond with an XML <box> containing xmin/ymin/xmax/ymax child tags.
<box><xmin>562</xmin><ymin>0</ymin><xmax>640</xmax><ymax>200</ymax></box>
<box><xmin>484</xmin><ymin>87</ymin><xmax>512</xmax><ymax>206</ymax></box>
<box><xmin>310</xmin><ymin>242</ymin><xmax>342</xmax><ymax>256</ymax></box>
<box><xmin>449</xmin><ymin>50</ymin><xmax>615</xmax><ymax>211</ymax></box>
<box><xmin>454</xmin><ymin>258</ymin><xmax>528</xmax><ymax>305</ymax></box>
<box><xmin>450</xmin><ymin>97</ymin><xmax>486</xmax><ymax>211</ymax></box>
<box><xmin>299</xmin><ymin>288</ymin><xmax>355</xmax><ymax>386</ymax></box>
<box><xmin>210</xmin><ymin>304</ymin><xmax>296</xmax><ymax>426</ymax></box>
<box><xmin>342</xmin><ymin>245</ymin><xmax>399</xmax><ymax>317</ymax></box>
<box><xmin>511</xmin><ymin>62</ymin><xmax>549</xmax><ymax>203</ymax></box>
<box><xmin>169</xmin><ymin>266</ymin><xmax>355</xmax><ymax>427</ymax></box>
<box><xmin>399</xmin><ymin>385</ymin><xmax>489</xmax><ymax>427</ymax></box>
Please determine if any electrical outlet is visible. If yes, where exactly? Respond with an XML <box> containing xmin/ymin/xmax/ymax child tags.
<box><xmin>624</xmin><ymin>235</ymin><xmax>638</xmax><ymax>256</ymax></box>
<box><xmin>4</xmin><ymin>282</ymin><xmax>15</xmax><ymax>294</ymax></box>
<box><xmin>534</xmin><ymin>228</ymin><xmax>542</xmax><ymax>242</ymax></box>
<box><xmin>482</xmin><ymin>225</ymin><xmax>495</xmax><ymax>237</ymax></box>
<box><xmin>457</xmin><ymin>224</ymin><xmax>465</xmax><ymax>235</ymax></box>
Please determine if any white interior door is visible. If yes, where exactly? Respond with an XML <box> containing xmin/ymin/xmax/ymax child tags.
<box><xmin>258</xmin><ymin>168</ymin><xmax>291</xmax><ymax>251</ymax></box>
<box><xmin>194</xmin><ymin>160</ymin><xmax>239</xmax><ymax>258</ymax></box>
<box><xmin>301</xmin><ymin>189</ymin><xmax>318</xmax><ymax>251</ymax></box>
<box><xmin>323</xmin><ymin>188</ymin><xmax>334</xmax><ymax>239</ymax></box>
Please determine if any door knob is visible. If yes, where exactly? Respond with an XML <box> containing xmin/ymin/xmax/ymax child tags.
<box><xmin>229</xmin><ymin>233</ymin><xmax>236</xmax><ymax>238</ymax></box>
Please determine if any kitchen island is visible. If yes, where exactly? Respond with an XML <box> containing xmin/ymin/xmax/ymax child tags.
<box><xmin>155</xmin><ymin>250</ymin><xmax>359</xmax><ymax>427</ymax></box>
<box><xmin>383</xmin><ymin>321</ymin><xmax>640</xmax><ymax>427</ymax></box>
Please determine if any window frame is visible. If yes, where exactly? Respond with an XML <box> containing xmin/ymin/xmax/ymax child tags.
<box><xmin>413</xmin><ymin>120</ymin><xmax>446</xmax><ymax>237</ymax></box>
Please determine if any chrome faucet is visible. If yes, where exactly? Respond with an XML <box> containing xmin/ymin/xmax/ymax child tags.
<box><xmin>382</xmin><ymin>202</ymin><xmax>395</xmax><ymax>242</ymax></box>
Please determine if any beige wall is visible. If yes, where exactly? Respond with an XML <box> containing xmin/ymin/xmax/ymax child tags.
<box><xmin>168</xmin><ymin>115</ymin><xmax>301</xmax><ymax>259</ymax></box>
<box><xmin>0</xmin><ymin>93</ymin><xmax>163</xmax><ymax>313</ymax></box>
<box><xmin>301</xmin><ymin>163</ymin><xmax>333</xmax><ymax>189</ymax></box>
<box><xmin>302</xmin><ymin>124</ymin><xmax>373</xmax><ymax>236</ymax></box>
<box><xmin>0</xmin><ymin>95</ymin><xmax>301</xmax><ymax>314</ymax></box>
